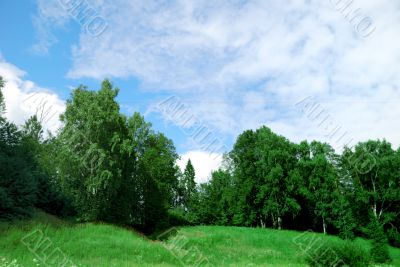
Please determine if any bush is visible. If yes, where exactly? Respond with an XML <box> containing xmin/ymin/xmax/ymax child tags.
<box><xmin>148</xmin><ymin>209</ymin><xmax>191</xmax><ymax>239</ymax></box>
<box><xmin>368</xmin><ymin>219</ymin><xmax>392</xmax><ymax>264</ymax></box>
<box><xmin>35</xmin><ymin>174</ymin><xmax>75</xmax><ymax>218</ymax></box>
<box><xmin>0</xmin><ymin>153</ymin><xmax>38</xmax><ymax>221</ymax></box>
<box><xmin>335</xmin><ymin>203</ymin><xmax>356</xmax><ymax>241</ymax></box>
<box><xmin>387</xmin><ymin>227</ymin><xmax>400</xmax><ymax>248</ymax></box>
<box><xmin>167</xmin><ymin>209</ymin><xmax>191</xmax><ymax>226</ymax></box>
<box><xmin>306</xmin><ymin>240</ymin><xmax>370</xmax><ymax>267</ymax></box>
<box><xmin>370</xmin><ymin>233</ymin><xmax>391</xmax><ymax>264</ymax></box>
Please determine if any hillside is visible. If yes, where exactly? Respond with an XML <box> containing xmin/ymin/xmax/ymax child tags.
<box><xmin>1</xmin><ymin>213</ymin><xmax>400</xmax><ymax>266</ymax></box>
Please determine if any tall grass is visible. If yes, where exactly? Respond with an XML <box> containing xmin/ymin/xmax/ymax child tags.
<box><xmin>1</xmin><ymin>213</ymin><xmax>400</xmax><ymax>266</ymax></box>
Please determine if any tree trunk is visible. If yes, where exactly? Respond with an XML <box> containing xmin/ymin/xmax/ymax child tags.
<box><xmin>372</xmin><ymin>178</ymin><xmax>378</xmax><ymax>219</ymax></box>
<box><xmin>272</xmin><ymin>215</ymin><xmax>277</xmax><ymax>229</ymax></box>
<box><xmin>278</xmin><ymin>216</ymin><xmax>282</xmax><ymax>230</ymax></box>
<box><xmin>372</xmin><ymin>204</ymin><xmax>377</xmax><ymax>219</ymax></box>
<box><xmin>323</xmin><ymin>217</ymin><xmax>326</xmax><ymax>235</ymax></box>
<box><xmin>260</xmin><ymin>219</ymin><xmax>265</xmax><ymax>228</ymax></box>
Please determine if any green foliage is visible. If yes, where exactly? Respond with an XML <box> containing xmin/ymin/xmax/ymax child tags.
<box><xmin>334</xmin><ymin>197</ymin><xmax>357</xmax><ymax>240</ymax></box>
<box><xmin>194</xmin><ymin>124</ymin><xmax>400</xmax><ymax>252</ymax></box>
<box><xmin>367</xmin><ymin>219</ymin><xmax>392</xmax><ymax>263</ymax></box>
<box><xmin>0</xmin><ymin>148</ymin><xmax>37</xmax><ymax>220</ymax></box>
<box><xmin>306</xmin><ymin>240</ymin><xmax>370</xmax><ymax>267</ymax></box>
<box><xmin>298</xmin><ymin>141</ymin><xmax>339</xmax><ymax>234</ymax></box>
<box><xmin>21</xmin><ymin>116</ymin><xmax>73</xmax><ymax>218</ymax></box>
<box><xmin>56</xmin><ymin>80</ymin><xmax>179</xmax><ymax>232</ymax></box>
<box><xmin>198</xmin><ymin>169</ymin><xmax>234</xmax><ymax>225</ymax></box>
<box><xmin>0</xmin><ymin>113</ymin><xmax>71</xmax><ymax>221</ymax></box>
<box><xmin>57</xmin><ymin>81</ymin><xmax>125</xmax><ymax>220</ymax></box>
<box><xmin>0</xmin><ymin>154</ymin><xmax>34</xmax><ymax>219</ymax></box>
<box><xmin>387</xmin><ymin>227</ymin><xmax>400</xmax><ymax>248</ymax></box>
<box><xmin>341</xmin><ymin>141</ymin><xmax>400</xmax><ymax>231</ymax></box>
<box><xmin>181</xmin><ymin>159</ymin><xmax>196</xmax><ymax>210</ymax></box>
<box><xmin>227</xmin><ymin>127</ymin><xmax>302</xmax><ymax>229</ymax></box>
<box><xmin>0</xmin><ymin>83</ymin><xmax>39</xmax><ymax>220</ymax></box>
<box><xmin>2</xmin><ymin>74</ymin><xmax>400</xmax><ymax>256</ymax></box>
<box><xmin>166</xmin><ymin>208</ymin><xmax>190</xmax><ymax>226</ymax></box>
<box><xmin>135</xmin><ymin>131</ymin><xmax>179</xmax><ymax>232</ymax></box>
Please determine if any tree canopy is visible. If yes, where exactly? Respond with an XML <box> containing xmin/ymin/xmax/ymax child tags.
<box><xmin>1</xmin><ymin>77</ymin><xmax>399</xmax><ymax>260</ymax></box>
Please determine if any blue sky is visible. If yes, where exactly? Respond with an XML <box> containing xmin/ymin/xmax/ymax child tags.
<box><xmin>1</xmin><ymin>0</ymin><xmax>400</xmax><ymax>182</ymax></box>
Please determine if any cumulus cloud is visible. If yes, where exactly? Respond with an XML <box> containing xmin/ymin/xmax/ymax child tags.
<box><xmin>33</xmin><ymin>0</ymin><xmax>400</xmax><ymax>166</ymax></box>
<box><xmin>178</xmin><ymin>151</ymin><xmax>223</xmax><ymax>184</ymax></box>
<box><xmin>0</xmin><ymin>57</ymin><xmax>65</xmax><ymax>132</ymax></box>
<box><xmin>31</xmin><ymin>0</ymin><xmax>71</xmax><ymax>55</ymax></box>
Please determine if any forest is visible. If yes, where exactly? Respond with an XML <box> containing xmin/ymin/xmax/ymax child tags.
<box><xmin>1</xmin><ymin>77</ymin><xmax>399</xmax><ymax>265</ymax></box>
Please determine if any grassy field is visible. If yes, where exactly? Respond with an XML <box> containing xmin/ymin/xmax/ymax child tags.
<box><xmin>1</xmin><ymin>212</ymin><xmax>400</xmax><ymax>266</ymax></box>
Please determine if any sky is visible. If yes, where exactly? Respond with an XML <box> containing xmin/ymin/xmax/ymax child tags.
<box><xmin>0</xmin><ymin>0</ymin><xmax>400</xmax><ymax>183</ymax></box>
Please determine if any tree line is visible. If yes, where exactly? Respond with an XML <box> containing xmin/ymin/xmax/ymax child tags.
<box><xmin>0</xmin><ymin>78</ymin><xmax>191</xmax><ymax>233</ymax></box>
<box><xmin>0</xmin><ymin>78</ymin><xmax>399</xmax><ymax>261</ymax></box>
<box><xmin>188</xmin><ymin>127</ymin><xmax>399</xmax><ymax>262</ymax></box>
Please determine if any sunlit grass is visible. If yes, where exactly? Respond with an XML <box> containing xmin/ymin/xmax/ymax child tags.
<box><xmin>0</xmin><ymin>212</ymin><xmax>399</xmax><ymax>266</ymax></box>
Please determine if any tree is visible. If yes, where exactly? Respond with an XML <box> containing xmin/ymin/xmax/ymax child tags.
<box><xmin>0</xmin><ymin>78</ymin><xmax>38</xmax><ymax>220</ymax></box>
<box><xmin>136</xmin><ymin>132</ymin><xmax>179</xmax><ymax>231</ymax></box>
<box><xmin>229</xmin><ymin>129</ymin><xmax>259</xmax><ymax>226</ymax></box>
<box><xmin>341</xmin><ymin>141</ymin><xmax>400</xmax><ymax>234</ymax></box>
<box><xmin>368</xmin><ymin>218</ymin><xmax>392</xmax><ymax>263</ymax></box>
<box><xmin>112</xmin><ymin>112</ymin><xmax>180</xmax><ymax>231</ymax></box>
<box><xmin>205</xmin><ymin>169</ymin><xmax>234</xmax><ymax>225</ymax></box>
<box><xmin>338</xmin><ymin>139</ymin><xmax>400</xmax><ymax>253</ymax></box>
<box><xmin>57</xmin><ymin>80</ymin><xmax>128</xmax><ymax>221</ymax></box>
<box><xmin>22</xmin><ymin>115</ymin><xmax>43</xmax><ymax>142</ymax></box>
<box><xmin>21</xmin><ymin>116</ymin><xmax>72</xmax><ymax>217</ymax></box>
<box><xmin>253</xmin><ymin>127</ymin><xmax>300</xmax><ymax>230</ymax></box>
<box><xmin>55</xmin><ymin>80</ymin><xmax>180</xmax><ymax>231</ymax></box>
<box><xmin>0</xmin><ymin>122</ymin><xmax>38</xmax><ymax>220</ymax></box>
<box><xmin>229</xmin><ymin>126</ymin><xmax>301</xmax><ymax>229</ymax></box>
<box><xmin>181</xmin><ymin>159</ymin><xmax>196</xmax><ymax>212</ymax></box>
<box><xmin>333</xmin><ymin>194</ymin><xmax>357</xmax><ymax>240</ymax></box>
<box><xmin>191</xmin><ymin>154</ymin><xmax>235</xmax><ymax>225</ymax></box>
<box><xmin>0</xmin><ymin>76</ymin><xmax>5</xmax><ymax>116</ymax></box>
<box><xmin>303</xmin><ymin>141</ymin><xmax>339</xmax><ymax>234</ymax></box>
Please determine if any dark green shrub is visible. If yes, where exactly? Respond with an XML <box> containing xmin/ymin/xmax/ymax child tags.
<box><xmin>367</xmin><ymin>219</ymin><xmax>392</xmax><ymax>264</ymax></box>
<box><xmin>387</xmin><ymin>227</ymin><xmax>400</xmax><ymax>248</ymax></box>
<box><xmin>306</xmin><ymin>240</ymin><xmax>370</xmax><ymax>267</ymax></box>
<box><xmin>370</xmin><ymin>232</ymin><xmax>391</xmax><ymax>263</ymax></box>
<box><xmin>167</xmin><ymin>209</ymin><xmax>191</xmax><ymax>226</ymax></box>
<box><xmin>0</xmin><ymin>152</ymin><xmax>38</xmax><ymax>220</ymax></box>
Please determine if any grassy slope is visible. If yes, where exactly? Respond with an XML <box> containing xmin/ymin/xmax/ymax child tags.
<box><xmin>0</xmin><ymin>213</ymin><xmax>399</xmax><ymax>267</ymax></box>
<box><xmin>176</xmin><ymin>226</ymin><xmax>400</xmax><ymax>266</ymax></box>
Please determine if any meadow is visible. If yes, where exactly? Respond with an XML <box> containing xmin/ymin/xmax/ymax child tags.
<box><xmin>1</xmin><ymin>212</ymin><xmax>400</xmax><ymax>267</ymax></box>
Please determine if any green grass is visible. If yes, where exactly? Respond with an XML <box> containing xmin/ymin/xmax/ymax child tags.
<box><xmin>1</xmin><ymin>212</ymin><xmax>399</xmax><ymax>266</ymax></box>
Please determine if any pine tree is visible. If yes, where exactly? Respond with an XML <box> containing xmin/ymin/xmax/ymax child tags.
<box><xmin>0</xmin><ymin>77</ymin><xmax>38</xmax><ymax>220</ymax></box>
<box><xmin>182</xmin><ymin>159</ymin><xmax>196</xmax><ymax>212</ymax></box>
<box><xmin>368</xmin><ymin>218</ymin><xmax>392</xmax><ymax>263</ymax></box>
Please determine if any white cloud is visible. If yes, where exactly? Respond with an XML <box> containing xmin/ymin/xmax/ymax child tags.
<box><xmin>178</xmin><ymin>151</ymin><xmax>223</xmax><ymax>184</ymax></box>
<box><xmin>33</xmin><ymin>0</ymin><xmax>400</xmax><ymax>150</ymax></box>
<box><xmin>31</xmin><ymin>0</ymin><xmax>71</xmax><ymax>55</ymax></box>
<box><xmin>0</xmin><ymin>58</ymin><xmax>65</xmax><ymax>133</ymax></box>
